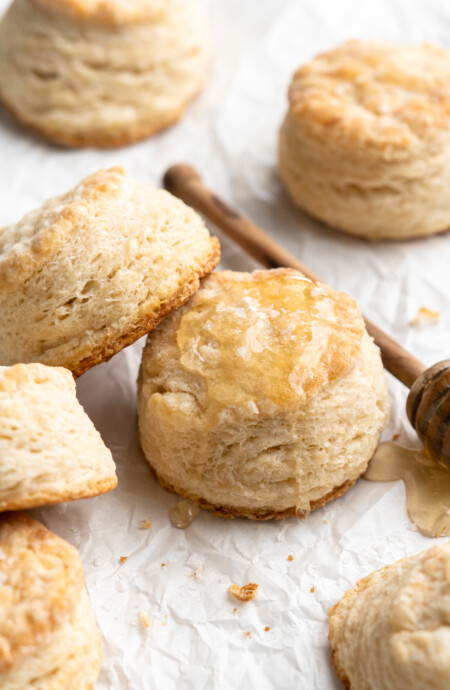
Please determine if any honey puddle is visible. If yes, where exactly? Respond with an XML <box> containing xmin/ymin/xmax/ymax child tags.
<box><xmin>365</xmin><ymin>442</ymin><xmax>450</xmax><ymax>537</ymax></box>
<box><xmin>170</xmin><ymin>499</ymin><xmax>200</xmax><ymax>529</ymax></box>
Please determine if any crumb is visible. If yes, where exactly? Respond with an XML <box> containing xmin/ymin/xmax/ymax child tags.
<box><xmin>162</xmin><ymin>622</ymin><xmax>167</xmax><ymax>627</ymax></box>
<box><xmin>161</xmin><ymin>563</ymin><xmax>166</xmax><ymax>567</ymax></box>
<box><xmin>138</xmin><ymin>611</ymin><xmax>151</xmax><ymax>629</ymax></box>
<box><xmin>119</xmin><ymin>556</ymin><xmax>128</xmax><ymax>564</ymax></box>
<box><xmin>164</xmin><ymin>614</ymin><xmax>168</xmax><ymax>619</ymax></box>
<box><xmin>287</xmin><ymin>555</ymin><xmax>294</xmax><ymax>562</ymax></box>
<box><xmin>323</xmin><ymin>519</ymin><xmax>328</xmax><ymax>524</ymax></box>
<box><xmin>409</xmin><ymin>307</ymin><xmax>440</xmax><ymax>328</ymax></box>
<box><xmin>243</xmin><ymin>631</ymin><xmax>252</xmax><ymax>639</ymax></box>
<box><xmin>310</xmin><ymin>586</ymin><xmax>315</xmax><ymax>593</ymax></box>
<box><xmin>264</xmin><ymin>626</ymin><xmax>270</xmax><ymax>632</ymax></box>
<box><xmin>140</xmin><ymin>519</ymin><xmax>152</xmax><ymax>530</ymax></box>
<box><xmin>228</xmin><ymin>583</ymin><xmax>259</xmax><ymax>602</ymax></box>
<box><xmin>233</xmin><ymin>608</ymin><xmax>238</xmax><ymax>614</ymax></box>
<box><xmin>256</xmin><ymin>525</ymin><xmax>263</xmax><ymax>530</ymax></box>
<box><xmin>392</xmin><ymin>433</ymin><xmax>400</xmax><ymax>441</ymax></box>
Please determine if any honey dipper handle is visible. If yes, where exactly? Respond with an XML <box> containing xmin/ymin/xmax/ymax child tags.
<box><xmin>163</xmin><ymin>164</ymin><xmax>425</xmax><ymax>389</ymax></box>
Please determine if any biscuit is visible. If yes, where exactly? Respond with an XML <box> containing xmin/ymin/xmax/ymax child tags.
<box><xmin>0</xmin><ymin>512</ymin><xmax>101</xmax><ymax>689</ymax></box>
<box><xmin>0</xmin><ymin>363</ymin><xmax>117</xmax><ymax>511</ymax></box>
<box><xmin>329</xmin><ymin>542</ymin><xmax>450</xmax><ymax>689</ymax></box>
<box><xmin>0</xmin><ymin>0</ymin><xmax>207</xmax><ymax>147</ymax></box>
<box><xmin>0</xmin><ymin>167</ymin><xmax>220</xmax><ymax>376</ymax></box>
<box><xmin>279</xmin><ymin>40</ymin><xmax>450</xmax><ymax>240</ymax></box>
<box><xmin>137</xmin><ymin>269</ymin><xmax>389</xmax><ymax>519</ymax></box>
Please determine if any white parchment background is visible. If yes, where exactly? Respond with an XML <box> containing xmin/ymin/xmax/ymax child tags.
<box><xmin>1</xmin><ymin>1</ymin><xmax>450</xmax><ymax>688</ymax></box>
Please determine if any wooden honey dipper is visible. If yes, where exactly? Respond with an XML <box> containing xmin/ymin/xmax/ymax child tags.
<box><xmin>164</xmin><ymin>164</ymin><xmax>450</xmax><ymax>467</ymax></box>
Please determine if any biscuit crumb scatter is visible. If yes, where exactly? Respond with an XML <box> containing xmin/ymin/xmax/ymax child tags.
<box><xmin>119</xmin><ymin>556</ymin><xmax>128</xmax><ymax>564</ymax></box>
<box><xmin>409</xmin><ymin>307</ymin><xmax>441</xmax><ymax>328</ymax></box>
<box><xmin>140</xmin><ymin>519</ymin><xmax>152</xmax><ymax>530</ymax></box>
<box><xmin>392</xmin><ymin>433</ymin><xmax>400</xmax><ymax>441</ymax></box>
<box><xmin>161</xmin><ymin>563</ymin><xmax>166</xmax><ymax>567</ymax></box>
<box><xmin>138</xmin><ymin>611</ymin><xmax>151</xmax><ymax>629</ymax></box>
<box><xmin>264</xmin><ymin>626</ymin><xmax>270</xmax><ymax>632</ymax></box>
<box><xmin>233</xmin><ymin>608</ymin><xmax>238</xmax><ymax>614</ymax></box>
<box><xmin>287</xmin><ymin>554</ymin><xmax>294</xmax><ymax>562</ymax></box>
<box><xmin>243</xmin><ymin>631</ymin><xmax>251</xmax><ymax>639</ymax></box>
<box><xmin>310</xmin><ymin>586</ymin><xmax>315</xmax><ymax>593</ymax></box>
<box><xmin>228</xmin><ymin>583</ymin><xmax>259</xmax><ymax>601</ymax></box>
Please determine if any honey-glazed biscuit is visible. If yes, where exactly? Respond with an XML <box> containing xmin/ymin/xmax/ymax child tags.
<box><xmin>137</xmin><ymin>269</ymin><xmax>389</xmax><ymax>518</ymax></box>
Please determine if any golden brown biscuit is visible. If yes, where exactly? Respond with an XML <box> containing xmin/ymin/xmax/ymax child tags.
<box><xmin>0</xmin><ymin>0</ymin><xmax>207</xmax><ymax>147</ymax></box>
<box><xmin>0</xmin><ymin>512</ymin><xmax>101</xmax><ymax>689</ymax></box>
<box><xmin>0</xmin><ymin>363</ymin><xmax>117</xmax><ymax>511</ymax></box>
<box><xmin>0</xmin><ymin>167</ymin><xmax>220</xmax><ymax>376</ymax></box>
<box><xmin>137</xmin><ymin>269</ymin><xmax>389</xmax><ymax>519</ymax></box>
<box><xmin>329</xmin><ymin>542</ymin><xmax>450</xmax><ymax>690</ymax></box>
<box><xmin>279</xmin><ymin>40</ymin><xmax>450</xmax><ymax>240</ymax></box>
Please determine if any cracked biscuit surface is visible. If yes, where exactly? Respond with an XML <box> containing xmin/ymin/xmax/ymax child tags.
<box><xmin>329</xmin><ymin>542</ymin><xmax>450</xmax><ymax>689</ymax></box>
<box><xmin>0</xmin><ymin>512</ymin><xmax>101</xmax><ymax>689</ymax></box>
<box><xmin>279</xmin><ymin>40</ymin><xmax>450</xmax><ymax>239</ymax></box>
<box><xmin>137</xmin><ymin>269</ymin><xmax>389</xmax><ymax>519</ymax></box>
<box><xmin>0</xmin><ymin>167</ymin><xmax>220</xmax><ymax>376</ymax></box>
<box><xmin>0</xmin><ymin>0</ymin><xmax>207</xmax><ymax>147</ymax></box>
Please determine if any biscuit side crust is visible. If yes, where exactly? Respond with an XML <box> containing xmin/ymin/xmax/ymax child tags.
<box><xmin>68</xmin><ymin>237</ymin><xmax>220</xmax><ymax>377</ymax></box>
<box><xmin>0</xmin><ymin>476</ymin><xmax>117</xmax><ymax>512</ymax></box>
<box><xmin>151</xmin><ymin>467</ymin><xmax>357</xmax><ymax>521</ymax></box>
<box><xmin>0</xmin><ymin>513</ymin><xmax>83</xmax><ymax>671</ymax></box>
<box><xmin>1</xmin><ymin>89</ymin><xmax>198</xmax><ymax>149</ymax></box>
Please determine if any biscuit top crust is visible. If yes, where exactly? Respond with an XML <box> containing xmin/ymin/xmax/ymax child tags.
<box><xmin>288</xmin><ymin>40</ymin><xmax>450</xmax><ymax>156</ymax></box>
<box><xmin>329</xmin><ymin>542</ymin><xmax>450</xmax><ymax>689</ymax></box>
<box><xmin>33</xmin><ymin>0</ymin><xmax>170</xmax><ymax>25</ymax></box>
<box><xmin>0</xmin><ymin>167</ymin><xmax>127</xmax><ymax>291</ymax></box>
<box><xmin>388</xmin><ymin>543</ymin><xmax>450</xmax><ymax>635</ymax></box>
<box><xmin>0</xmin><ymin>513</ymin><xmax>83</xmax><ymax>671</ymax></box>
<box><xmin>0</xmin><ymin>362</ymin><xmax>75</xmax><ymax>394</ymax></box>
<box><xmin>174</xmin><ymin>269</ymin><xmax>364</xmax><ymax>408</ymax></box>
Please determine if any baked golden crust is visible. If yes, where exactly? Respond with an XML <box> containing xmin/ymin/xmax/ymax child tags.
<box><xmin>138</xmin><ymin>268</ymin><xmax>389</xmax><ymax>519</ymax></box>
<box><xmin>279</xmin><ymin>40</ymin><xmax>450</xmax><ymax>240</ymax></box>
<box><xmin>0</xmin><ymin>513</ymin><xmax>83</xmax><ymax>671</ymax></box>
<box><xmin>1</xmin><ymin>84</ymin><xmax>199</xmax><ymax>149</ymax></box>
<box><xmin>34</xmin><ymin>0</ymin><xmax>169</xmax><ymax>25</ymax></box>
<box><xmin>0</xmin><ymin>0</ymin><xmax>207</xmax><ymax>148</ymax></box>
<box><xmin>328</xmin><ymin>544</ymin><xmax>450</xmax><ymax>690</ymax></box>
<box><xmin>288</xmin><ymin>40</ymin><xmax>450</xmax><ymax>156</ymax></box>
<box><xmin>0</xmin><ymin>363</ymin><xmax>117</xmax><ymax>510</ymax></box>
<box><xmin>152</xmin><ymin>469</ymin><xmax>357</xmax><ymax>520</ymax></box>
<box><xmin>70</xmin><ymin>238</ymin><xmax>220</xmax><ymax>377</ymax></box>
<box><xmin>0</xmin><ymin>167</ymin><xmax>220</xmax><ymax>376</ymax></box>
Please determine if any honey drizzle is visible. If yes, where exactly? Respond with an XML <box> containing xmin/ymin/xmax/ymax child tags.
<box><xmin>176</xmin><ymin>272</ymin><xmax>360</xmax><ymax>409</ymax></box>
<box><xmin>169</xmin><ymin>499</ymin><xmax>200</xmax><ymax>529</ymax></box>
<box><xmin>365</xmin><ymin>442</ymin><xmax>450</xmax><ymax>537</ymax></box>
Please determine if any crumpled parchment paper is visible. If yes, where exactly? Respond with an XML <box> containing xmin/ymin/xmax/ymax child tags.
<box><xmin>0</xmin><ymin>0</ymin><xmax>449</xmax><ymax>687</ymax></box>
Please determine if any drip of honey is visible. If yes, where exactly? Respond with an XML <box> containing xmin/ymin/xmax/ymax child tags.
<box><xmin>169</xmin><ymin>499</ymin><xmax>200</xmax><ymax>529</ymax></box>
<box><xmin>176</xmin><ymin>272</ymin><xmax>362</xmax><ymax>409</ymax></box>
<box><xmin>365</xmin><ymin>442</ymin><xmax>450</xmax><ymax>537</ymax></box>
